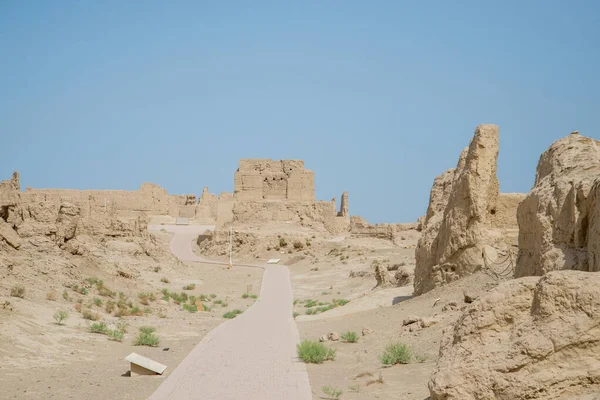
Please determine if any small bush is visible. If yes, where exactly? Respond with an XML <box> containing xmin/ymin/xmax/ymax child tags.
<box><xmin>160</xmin><ymin>277</ymin><xmax>170</xmax><ymax>283</ymax></box>
<box><xmin>62</xmin><ymin>290</ymin><xmax>70</xmax><ymax>301</ymax></box>
<box><xmin>183</xmin><ymin>303</ymin><xmax>197</xmax><ymax>313</ymax></box>
<box><xmin>306</xmin><ymin>308</ymin><xmax>316</xmax><ymax>315</ymax></box>
<box><xmin>85</xmin><ymin>277</ymin><xmax>102</xmax><ymax>286</ymax></box>
<box><xmin>46</xmin><ymin>291</ymin><xmax>57</xmax><ymax>301</ymax></box>
<box><xmin>332</xmin><ymin>299</ymin><xmax>349</xmax><ymax>307</ymax></box>
<box><xmin>10</xmin><ymin>285</ymin><xmax>25</xmax><ymax>298</ymax></box>
<box><xmin>105</xmin><ymin>300</ymin><xmax>116</xmax><ymax>314</ymax></box>
<box><xmin>82</xmin><ymin>309</ymin><xmax>100</xmax><ymax>321</ymax></box>
<box><xmin>297</xmin><ymin>340</ymin><xmax>336</xmax><ymax>363</ymax></box>
<box><xmin>341</xmin><ymin>331</ymin><xmax>359</xmax><ymax>343</ymax></box>
<box><xmin>153</xmin><ymin>266</ymin><xmax>161</xmax><ymax>273</ymax></box>
<box><xmin>98</xmin><ymin>286</ymin><xmax>116</xmax><ymax>298</ymax></box>
<box><xmin>322</xmin><ymin>386</ymin><xmax>343</xmax><ymax>399</ymax></box>
<box><xmin>223</xmin><ymin>309</ymin><xmax>243</xmax><ymax>319</ymax></box>
<box><xmin>210</xmin><ymin>294</ymin><xmax>217</xmax><ymax>299</ymax></box>
<box><xmin>129</xmin><ymin>306</ymin><xmax>143</xmax><ymax>316</ymax></box>
<box><xmin>139</xmin><ymin>326</ymin><xmax>156</xmax><ymax>334</ymax></box>
<box><xmin>134</xmin><ymin>327</ymin><xmax>160</xmax><ymax>347</ymax></box>
<box><xmin>305</xmin><ymin>300</ymin><xmax>317</xmax><ymax>308</ymax></box>
<box><xmin>107</xmin><ymin>329</ymin><xmax>124</xmax><ymax>342</ymax></box>
<box><xmin>202</xmin><ymin>303</ymin><xmax>212</xmax><ymax>311</ymax></box>
<box><xmin>116</xmin><ymin>319</ymin><xmax>128</xmax><ymax>333</ymax></box>
<box><xmin>293</xmin><ymin>312</ymin><xmax>299</xmax><ymax>318</ymax></box>
<box><xmin>279</xmin><ymin>237</ymin><xmax>288</xmax><ymax>247</ymax></box>
<box><xmin>213</xmin><ymin>299</ymin><xmax>224</xmax><ymax>305</ymax></box>
<box><xmin>293</xmin><ymin>241</ymin><xmax>304</xmax><ymax>250</ymax></box>
<box><xmin>93</xmin><ymin>298</ymin><xmax>102</xmax><ymax>307</ymax></box>
<box><xmin>90</xmin><ymin>322</ymin><xmax>108</xmax><ymax>334</ymax></box>
<box><xmin>53</xmin><ymin>310</ymin><xmax>69</xmax><ymax>325</ymax></box>
<box><xmin>380</xmin><ymin>343</ymin><xmax>412</xmax><ymax>365</ymax></box>
<box><xmin>241</xmin><ymin>293</ymin><xmax>249</xmax><ymax>299</ymax></box>
<box><xmin>183</xmin><ymin>283</ymin><xmax>196</xmax><ymax>290</ymax></box>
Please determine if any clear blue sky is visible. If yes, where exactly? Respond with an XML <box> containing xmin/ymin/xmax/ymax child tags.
<box><xmin>1</xmin><ymin>1</ymin><xmax>599</xmax><ymax>223</ymax></box>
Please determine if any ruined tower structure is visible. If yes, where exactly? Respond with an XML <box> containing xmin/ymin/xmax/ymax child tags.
<box><xmin>233</xmin><ymin>159</ymin><xmax>315</xmax><ymax>202</ymax></box>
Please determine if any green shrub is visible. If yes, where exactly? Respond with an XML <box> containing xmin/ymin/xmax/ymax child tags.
<box><xmin>332</xmin><ymin>299</ymin><xmax>349</xmax><ymax>307</ymax></box>
<box><xmin>183</xmin><ymin>283</ymin><xmax>196</xmax><ymax>290</ymax></box>
<box><xmin>241</xmin><ymin>293</ymin><xmax>249</xmax><ymax>299</ymax></box>
<box><xmin>62</xmin><ymin>290</ymin><xmax>70</xmax><ymax>301</ymax></box>
<box><xmin>53</xmin><ymin>310</ymin><xmax>69</xmax><ymax>325</ymax></box>
<box><xmin>10</xmin><ymin>285</ymin><xmax>25</xmax><ymax>298</ymax></box>
<box><xmin>293</xmin><ymin>312</ymin><xmax>299</xmax><ymax>318</ymax></box>
<box><xmin>210</xmin><ymin>294</ymin><xmax>217</xmax><ymax>299</ymax></box>
<box><xmin>93</xmin><ymin>298</ymin><xmax>102</xmax><ymax>307</ymax></box>
<box><xmin>223</xmin><ymin>309</ymin><xmax>243</xmax><ymax>319</ymax></box>
<box><xmin>380</xmin><ymin>343</ymin><xmax>412</xmax><ymax>365</ymax></box>
<box><xmin>82</xmin><ymin>309</ymin><xmax>100</xmax><ymax>321</ymax></box>
<box><xmin>129</xmin><ymin>306</ymin><xmax>143</xmax><ymax>316</ymax></box>
<box><xmin>279</xmin><ymin>237</ymin><xmax>288</xmax><ymax>247</ymax></box>
<box><xmin>139</xmin><ymin>326</ymin><xmax>156</xmax><ymax>334</ymax></box>
<box><xmin>90</xmin><ymin>322</ymin><xmax>108</xmax><ymax>334</ymax></box>
<box><xmin>107</xmin><ymin>329</ymin><xmax>124</xmax><ymax>342</ymax></box>
<box><xmin>322</xmin><ymin>386</ymin><xmax>343</xmax><ymax>399</ymax></box>
<box><xmin>183</xmin><ymin>303</ymin><xmax>197</xmax><ymax>313</ymax></box>
<box><xmin>341</xmin><ymin>331</ymin><xmax>359</xmax><ymax>343</ymax></box>
<box><xmin>293</xmin><ymin>241</ymin><xmax>304</xmax><ymax>250</ymax></box>
<box><xmin>202</xmin><ymin>303</ymin><xmax>212</xmax><ymax>312</ymax></box>
<box><xmin>305</xmin><ymin>300</ymin><xmax>317</xmax><ymax>308</ymax></box>
<box><xmin>133</xmin><ymin>331</ymin><xmax>160</xmax><ymax>347</ymax></box>
<box><xmin>297</xmin><ymin>340</ymin><xmax>336</xmax><ymax>363</ymax></box>
<box><xmin>306</xmin><ymin>308</ymin><xmax>316</xmax><ymax>315</ymax></box>
<box><xmin>213</xmin><ymin>299</ymin><xmax>224</xmax><ymax>305</ymax></box>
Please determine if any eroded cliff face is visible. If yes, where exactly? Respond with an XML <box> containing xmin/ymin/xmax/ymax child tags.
<box><xmin>0</xmin><ymin>173</ymin><xmax>181</xmax><ymax>285</ymax></box>
<box><xmin>516</xmin><ymin>132</ymin><xmax>600</xmax><ymax>277</ymax></box>
<box><xmin>415</xmin><ymin>124</ymin><xmax>521</xmax><ymax>295</ymax></box>
<box><xmin>429</xmin><ymin>270</ymin><xmax>600</xmax><ymax>400</ymax></box>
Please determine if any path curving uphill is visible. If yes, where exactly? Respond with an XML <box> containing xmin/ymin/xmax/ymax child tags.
<box><xmin>148</xmin><ymin>225</ymin><xmax>312</xmax><ymax>400</ymax></box>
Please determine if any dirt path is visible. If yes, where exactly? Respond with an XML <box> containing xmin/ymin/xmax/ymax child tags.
<box><xmin>148</xmin><ymin>225</ymin><xmax>312</xmax><ymax>400</ymax></box>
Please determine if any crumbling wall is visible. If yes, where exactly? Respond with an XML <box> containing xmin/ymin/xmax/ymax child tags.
<box><xmin>20</xmin><ymin>182</ymin><xmax>196</xmax><ymax>219</ymax></box>
<box><xmin>516</xmin><ymin>132</ymin><xmax>600</xmax><ymax>277</ymax></box>
<box><xmin>234</xmin><ymin>159</ymin><xmax>315</xmax><ymax>202</ymax></box>
<box><xmin>350</xmin><ymin>216</ymin><xmax>418</xmax><ymax>242</ymax></box>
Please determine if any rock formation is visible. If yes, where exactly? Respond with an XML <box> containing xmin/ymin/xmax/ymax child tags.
<box><xmin>516</xmin><ymin>132</ymin><xmax>600</xmax><ymax>277</ymax></box>
<box><xmin>429</xmin><ymin>270</ymin><xmax>600</xmax><ymax>399</ymax></box>
<box><xmin>415</xmin><ymin>124</ymin><xmax>523</xmax><ymax>295</ymax></box>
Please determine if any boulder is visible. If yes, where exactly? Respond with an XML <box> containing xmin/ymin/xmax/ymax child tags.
<box><xmin>361</xmin><ymin>327</ymin><xmax>374</xmax><ymax>336</ymax></box>
<box><xmin>402</xmin><ymin>316</ymin><xmax>420</xmax><ymax>326</ymax></box>
<box><xmin>374</xmin><ymin>263</ymin><xmax>392</xmax><ymax>288</ymax></box>
<box><xmin>429</xmin><ymin>270</ymin><xmax>600</xmax><ymax>399</ymax></box>
<box><xmin>0</xmin><ymin>220</ymin><xmax>22</xmax><ymax>249</ymax></box>
<box><xmin>516</xmin><ymin>132</ymin><xmax>600</xmax><ymax>277</ymax></box>
<box><xmin>327</xmin><ymin>332</ymin><xmax>340</xmax><ymax>342</ymax></box>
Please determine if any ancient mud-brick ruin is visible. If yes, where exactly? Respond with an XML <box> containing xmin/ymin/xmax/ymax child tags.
<box><xmin>230</xmin><ymin>159</ymin><xmax>349</xmax><ymax>233</ymax></box>
<box><xmin>0</xmin><ymin>158</ymin><xmax>350</xmax><ymax>234</ymax></box>
<box><xmin>234</xmin><ymin>159</ymin><xmax>315</xmax><ymax>202</ymax></box>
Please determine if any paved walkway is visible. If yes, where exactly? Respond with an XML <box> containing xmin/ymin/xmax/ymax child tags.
<box><xmin>148</xmin><ymin>225</ymin><xmax>312</xmax><ymax>400</ymax></box>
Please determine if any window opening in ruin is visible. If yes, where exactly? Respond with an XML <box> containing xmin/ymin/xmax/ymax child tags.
<box><xmin>0</xmin><ymin>206</ymin><xmax>8</xmax><ymax>222</ymax></box>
